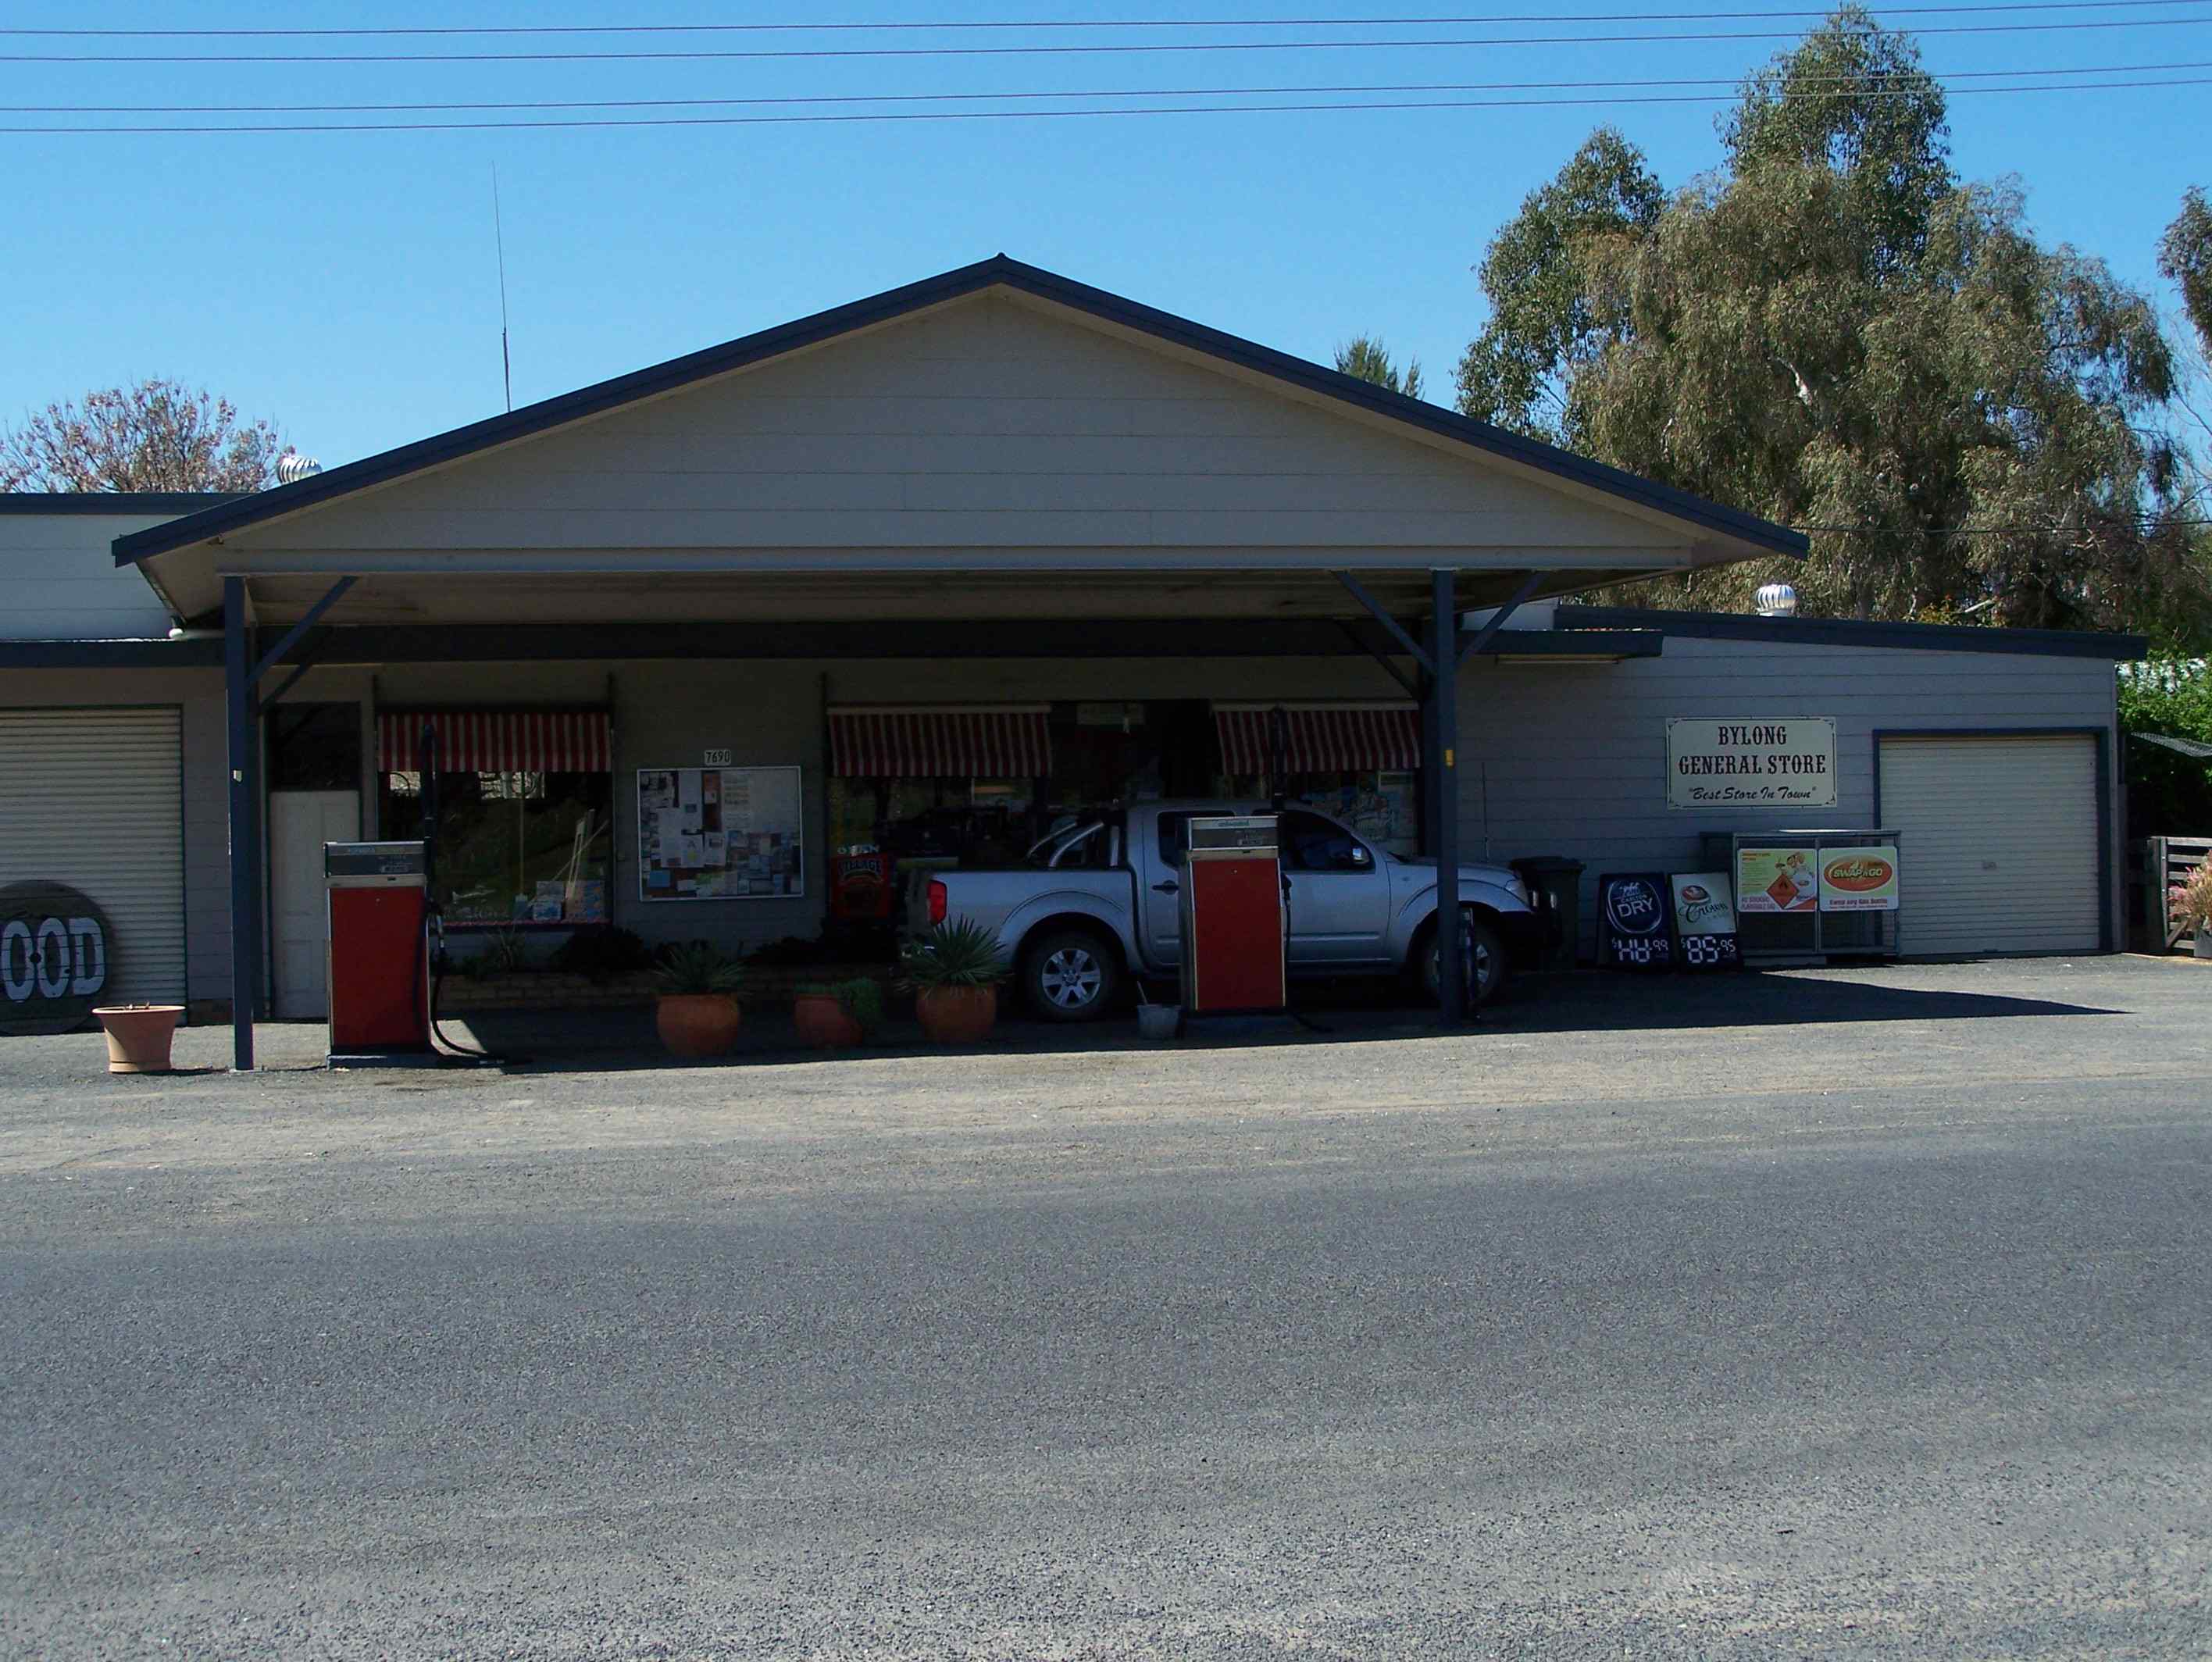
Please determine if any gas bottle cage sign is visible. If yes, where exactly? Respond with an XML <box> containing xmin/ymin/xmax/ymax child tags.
<box><xmin>0</xmin><ymin>882</ymin><xmax>112</xmax><ymax>1035</ymax></box>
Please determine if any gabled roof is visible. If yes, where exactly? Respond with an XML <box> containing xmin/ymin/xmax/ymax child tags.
<box><xmin>113</xmin><ymin>254</ymin><xmax>1809</xmax><ymax>567</ymax></box>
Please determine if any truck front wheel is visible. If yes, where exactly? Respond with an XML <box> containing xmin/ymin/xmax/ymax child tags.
<box><xmin>1413</xmin><ymin>911</ymin><xmax>1508</xmax><ymax>1007</ymax></box>
<box><xmin>1022</xmin><ymin>928</ymin><xmax>1125</xmax><ymax>1022</ymax></box>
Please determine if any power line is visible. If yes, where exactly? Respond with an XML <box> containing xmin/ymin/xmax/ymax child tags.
<box><xmin>0</xmin><ymin>0</ymin><xmax>2200</xmax><ymax>34</ymax></box>
<box><xmin>8</xmin><ymin>60</ymin><xmax>2201</xmax><ymax>117</ymax></box>
<box><xmin>2</xmin><ymin>14</ymin><xmax>2206</xmax><ymax>64</ymax></box>
<box><xmin>7</xmin><ymin>74</ymin><xmax>2204</xmax><ymax>134</ymax></box>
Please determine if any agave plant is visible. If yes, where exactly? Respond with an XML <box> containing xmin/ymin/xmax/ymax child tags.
<box><xmin>899</xmin><ymin>917</ymin><xmax>1010</xmax><ymax>990</ymax></box>
<box><xmin>652</xmin><ymin>941</ymin><xmax>747</xmax><ymax>998</ymax></box>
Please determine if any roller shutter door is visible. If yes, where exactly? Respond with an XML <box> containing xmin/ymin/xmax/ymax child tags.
<box><xmin>0</xmin><ymin>708</ymin><xmax>187</xmax><ymax>1003</ymax></box>
<box><xmin>1878</xmin><ymin>733</ymin><xmax>2101</xmax><ymax>956</ymax></box>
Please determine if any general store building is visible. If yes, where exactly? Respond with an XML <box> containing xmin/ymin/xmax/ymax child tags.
<box><xmin>0</xmin><ymin>258</ymin><xmax>2142</xmax><ymax>1061</ymax></box>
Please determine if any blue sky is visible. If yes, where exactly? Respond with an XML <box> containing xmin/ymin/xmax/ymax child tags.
<box><xmin>4</xmin><ymin>1</ymin><xmax>2207</xmax><ymax>467</ymax></box>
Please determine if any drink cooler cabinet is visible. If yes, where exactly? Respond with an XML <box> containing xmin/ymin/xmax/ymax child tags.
<box><xmin>1178</xmin><ymin>815</ymin><xmax>1288</xmax><ymax>1015</ymax></box>
<box><xmin>1700</xmin><ymin>829</ymin><xmax>1903</xmax><ymax>966</ymax></box>
<box><xmin>325</xmin><ymin>840</ymin><xmax>433</xmax><ymax>1058</ymax></box>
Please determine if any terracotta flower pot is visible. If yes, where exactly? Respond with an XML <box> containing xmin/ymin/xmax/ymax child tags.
<box><xmin>92</xmin><ymin>1004</ymin><xmax>184</xmax><ymax>1074</ymax></box>
<box><xmin>915</xmin><ymin>983</ymin><xmax>998</xmax><ymax>1045</ymax></box>
<box><xmin>793</xmin><ymin>992</ymin><xmax>864</xmax><ymax>1050</ymax></box>
<box><xmin>655</xmin><ymin>993</ymin><xmax>742</xmax><ymax>1059</ymax></box>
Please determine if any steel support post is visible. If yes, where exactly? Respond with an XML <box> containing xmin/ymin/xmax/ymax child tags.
<box><xmin>223</xmin><ymin>576</ymin><xmax>259</xmax><ymax>1071</ymax></box>
<box><xmin>1431</xmin><ymin>569</ymin><xmax>1466</xmax><ymax>1025</ymax></box>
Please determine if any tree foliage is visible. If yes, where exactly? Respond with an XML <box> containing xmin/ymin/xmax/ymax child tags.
<box><xmin>0</xmin><ymin>378</ymin><xmax>288</xmax><ymax>493</ymax></box>
<box><xmin>1335</xmin><ymin>335</ymin><xmax>1425</xmax><ymax>401</ymax></box>
<box><xmin>1455</xmin><ymin>7</ymin><xmax>2205</xmax><ymax>637</ymax></box>
<box><xmin>1454</xmin><ymin>127</ymin><xmax>1661</xmax><ymax>444</ymax></box>
<box><xmin>2118</xmin><ymin>658</ymin><xmax>2212</xmax><ymax>832</ymax></box>
<box><xmin>2160</xmin><ymin>186</ymin><xmax>2212</xmax><ymax>358</ymax></box>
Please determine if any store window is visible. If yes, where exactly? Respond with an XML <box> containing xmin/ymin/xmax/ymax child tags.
<box><xmin>376</xmin><ymin>710</ymin><xmax>613</xmax><ymax>928</ymax></box>
<box><xmin>1212</xmin><ymin>704</ymin><xmax>1422</xmax><ymax>857</ymax></box>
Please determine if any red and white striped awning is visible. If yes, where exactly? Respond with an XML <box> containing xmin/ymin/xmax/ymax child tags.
<box><xmin>378</xmin><ymin>709</ymin><xmax>612</xmax><ymax>774</ymax></box>
<box><xmin>1215</xmin><ymin>703</ymin><xmax>1421</xmax><ymax>776</ymax></box>
<box><xmin>829</xmin><ymin>706</ymin><xmax>1054</xmax><ymax>779</ymax></box>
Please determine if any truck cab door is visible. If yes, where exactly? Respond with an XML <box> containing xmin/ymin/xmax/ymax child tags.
<box><xmin>1140</xmin><ymin>811</ymin><xmax>1197</xmax><ymax>968</ymax></box>
<box><xmin>1278</xmin><ymin>810</ymin><xmax>1391</xmax><ymax>965</ymax></box>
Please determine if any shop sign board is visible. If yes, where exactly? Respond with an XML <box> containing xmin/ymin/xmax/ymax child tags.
<box><xmin>637</xmin><ymin>765</ymin><xmax>805</xmax><ymax>901</ymax></box>
<box><xmin>1667</xmin><ymin>718</ymin><xmax>1837</xmax><ymax>809</ymax></box>
<box><xmin>0</xmin><ymin>881</ymin><xmax>111</xmax><ymax>1036</ymax></box>
<box><xmin>1597</xmin><ymin>872</ymin><xmax>1675</xmax><ymax>969</ymax></box>
<box><xmin>1818</xmin><ymin>845</ymin><xmax>1900</xmax><ymax>911</ymax></box>
<box><xmin>1736</xmin><ymin>846</ymin><xmax>1819</xmax><ymax>914</ymax></box>
<box><xmin>1668</xmin><ymin>872</ymin><xmax>1741</xmax><ymax>970</ymax></box>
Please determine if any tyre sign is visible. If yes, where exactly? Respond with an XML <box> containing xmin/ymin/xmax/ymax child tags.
<box><xmin>0</xmin><ymin>882</ymin><xmax>112</xmax><ymax>1036</ymax></box>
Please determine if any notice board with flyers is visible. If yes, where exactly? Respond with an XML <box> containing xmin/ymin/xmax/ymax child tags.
<box><xmin>637</xmin><ymin>765</ymin><xmax>805</xmax><ymax>901</ymax></box>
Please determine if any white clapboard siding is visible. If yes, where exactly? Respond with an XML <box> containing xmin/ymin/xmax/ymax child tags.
<box><xmin>0</xmin><ymin>511</ymin><xmax>181</xmax><ymax>639</ymax></box>
<box><xmin>0</xmin><ymin>707</ymin><xmax>187</xmax><ymax>1002</ymax></box>
<box><xmin>1877</xmin><ymin>735</ymin><xmax>2101</xmax><ymax>955</ymax></box>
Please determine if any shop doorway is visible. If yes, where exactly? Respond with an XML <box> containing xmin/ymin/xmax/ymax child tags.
<box><xmin>266</xmin><ymin>703</ymin><xmax>364</xmax><ymax>1020</ymax></box>
<box><xmin>270</xmin><ymin>791</ymin><xmax>359</xmax><ymax>1018</ymax></box>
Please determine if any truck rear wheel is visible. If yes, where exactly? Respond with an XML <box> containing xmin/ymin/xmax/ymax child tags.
<box><xmin>1023</xmin><ymin>928</ymin><xmax>1125</xmax><ymax>1022</ymax></box>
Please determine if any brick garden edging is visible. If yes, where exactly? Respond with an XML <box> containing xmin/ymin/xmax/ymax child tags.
<box><xmin>433</xmin><ymin>964</ymin><xmax>897</xmax><ymax>1013</ymax></box>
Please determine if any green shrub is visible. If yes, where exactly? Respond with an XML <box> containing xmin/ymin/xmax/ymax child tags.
<box><xmin>834</xmin><ymin>976</ymin><xmax>883</xmax><ymax>1034</ymax></box>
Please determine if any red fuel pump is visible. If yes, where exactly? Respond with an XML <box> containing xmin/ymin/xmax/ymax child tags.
<box><xmin>325</xmin><ymin>840</ymin><xmax>432</xmax><ymax>1059</ymax></box>
<box><xmin>1178</xmin><ymin>815</ymin><xmax>1288</xmax><ymax>1015</ymax></box>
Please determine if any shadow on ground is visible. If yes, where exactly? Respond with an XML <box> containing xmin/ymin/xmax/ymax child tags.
<box><xmin>444</xmin><ymin>967</ymin><xmax>2121</xmax><ymax>1075</ymax></box>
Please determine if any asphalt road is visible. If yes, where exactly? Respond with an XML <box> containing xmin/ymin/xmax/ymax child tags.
<box><xmin>3</xmin><ymin>959</ymin><xmax>2208</xmax><ymax>1659</ymax></box>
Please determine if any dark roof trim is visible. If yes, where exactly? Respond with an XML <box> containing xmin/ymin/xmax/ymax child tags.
<box><xmin>1557</xmin><ymin>605</ymin><xmax>2148</xmax><ymax>661</ymax></box>
<box><xmin>230</xmin><ymin>617</ymin><xmax>1569</xmax><ymax>663</ymax></box>
<box><xmin>0</xmin><ymin>637</ymin><xmax>225</xmax><ymax>669</ymax></box>
<box><xmin>114</xmin><ymin>255</ymin><xmax>1807</xmax><ymax>566</ymax></box>
<box><xmin>1479</xmin><ymin>627</ymin><xmax>1661</xmax><ymax>659</ymax></box>
<box><xmin>3</xmin><ymin>491</ymin><xmax>244</xmax><ymax>516</ymax></box>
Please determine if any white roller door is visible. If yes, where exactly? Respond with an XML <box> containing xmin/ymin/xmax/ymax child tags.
<box><xmin>1878</xmin><ymin>733</ymin><xmax>2102</xmax><ymax>956</ymax></box>
<box><xmin>0</xmin><ymin>707</ymin><xmax>187</xmax><ymax>1002</ymax></box>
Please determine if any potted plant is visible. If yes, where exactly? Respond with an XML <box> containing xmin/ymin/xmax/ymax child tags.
<box><xmin>91</xmin><ymin>1003</ymin><xmax>185</xmax><ymax>1074</ymax></box>
<box><xmin>2172</xmin><ymin>861</ymin><xmax>2212</xmax><ymax>958</ymax></box>
<box><xmin>793</xmin><ymin>976</ymin><xmax>881</xmax><ymax>1049</ymax></box>
<box><xmin>901</xmin><ymin>917</ymin><xmax>1011</xmax><ymax>1044</ymax></box>
<box><xmin>652</xmin><ymin>943</ymin><xmax>746</xmax><ymax>1058</ymax></box>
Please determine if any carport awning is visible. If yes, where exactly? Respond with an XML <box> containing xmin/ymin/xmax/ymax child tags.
<box><xmin>1215</xmin><ymin>703</ymin><xmax>1421</xmax><ymax>776</ymax></box>
<box><xmin>829</xmin><ymin>705</ymin><xmax>1054</xmax><ymax>779</ymax></box>
<box><xmin>378</xmin><ymin>709</ymin><xmax>612</xmax><ymax>773</ymax></box>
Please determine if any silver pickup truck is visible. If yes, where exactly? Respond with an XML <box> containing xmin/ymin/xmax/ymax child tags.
<box><xmin>915</xmin><ymin>801</ymin><xmax>1541</xmax><ymax>1021</ymax></box>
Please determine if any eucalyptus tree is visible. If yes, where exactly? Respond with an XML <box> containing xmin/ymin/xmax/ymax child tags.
<box><xmin>1456</xmin><ymin>6</ymin><xmax>2201</xmax><ymax>633</ymax></box>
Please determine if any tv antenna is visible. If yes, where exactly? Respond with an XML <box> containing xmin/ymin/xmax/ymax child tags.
<box><xmin>492</xmin><ymin>163</ymin><xmax>513</xmax><ymax>413</ymax></box>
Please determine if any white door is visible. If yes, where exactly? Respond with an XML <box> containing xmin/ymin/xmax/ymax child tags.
<box><xmin>0</xmin><ymin>706</ymin><xmax>187</xmax><ymax>1007</ymax></box>
<box><xmin>270</xmin><ymin>790</ymin><xmax>359</xmax><ymax>1019</ymax></box>
<box><xmin>1878</xmin><ymin>734</ymin><xmax>2102</xmax><ymax>956</ymax></box>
